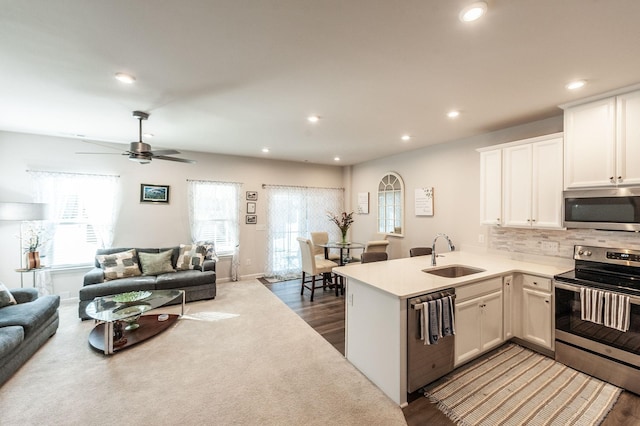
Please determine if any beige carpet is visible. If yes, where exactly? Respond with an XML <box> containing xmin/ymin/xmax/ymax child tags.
<box><xmin>0</xmin><ymin>280</ymin><xmax>406</xmax><ymax>426</ymax></box>
<box><xmin>423</xmin><ymin>343</ymin><xmax>621</xmax><ymax>426</ymax></box>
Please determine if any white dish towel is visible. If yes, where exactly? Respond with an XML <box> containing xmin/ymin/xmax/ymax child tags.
<box><xmin>603</xmin><ymin>291</ymin><xmax>631</xmax><ymax>332</ymax></box>
<box><xmin>580</xmin><ymin>287</ymin><xmax>604</xmax><ymax>325</ymax></box>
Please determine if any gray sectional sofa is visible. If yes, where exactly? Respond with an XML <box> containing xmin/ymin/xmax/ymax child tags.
<box><xmin>0</xmin><ymin>288</ymin><xmax>60</xmax><ymax>387</ymax></box>
<box><xmin>79</xmin><ymin>246</ymin><xmax>216</xmax><ymax>320</ymax></box>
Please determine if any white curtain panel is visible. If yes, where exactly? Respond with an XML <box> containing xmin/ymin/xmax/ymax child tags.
<box><xmin>264</xmin><ymin>185</ymin><xmax>343</xmax><ymax>280</ymax></box>
<box><xmin>187</xmin><ymin>180</ymin><xmax>242</xmax><ymax>281</ymax></box>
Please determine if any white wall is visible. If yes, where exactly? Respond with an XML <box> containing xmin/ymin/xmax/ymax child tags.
<box><xmin>348</xmin><ymin>116</ymin><xmax>565</xmax><ymax>259</ymax></box>
<box><xmin>0</xmin><ymin>131</ymin><xmax>344</xmax><ymax>299</ymax></box>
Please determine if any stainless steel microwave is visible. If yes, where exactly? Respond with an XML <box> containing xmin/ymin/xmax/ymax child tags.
<box><xmin>563</xmin><ymin>188</ymin><xmax>640</xmax><ymax>231</ymax></box>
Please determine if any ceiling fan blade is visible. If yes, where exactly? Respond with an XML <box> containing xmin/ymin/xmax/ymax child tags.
<box><xmin>81</xmin><ymin>140</ymin><xmax>129</xmax><ymax>151</ymax></box>
<box><xmin>76</xmin><ymin>152</ymin><xmax>128</xmax><ymax>155</ymax></box>
<box><xmin>154</xmin><ymin>155</ymin><xmax>196</xmax><ymax>164</ymax></box>
<box><xmin>150</xmin><ymin>149</ymin><xmax>180</xmax><ymax>156</ymax></box>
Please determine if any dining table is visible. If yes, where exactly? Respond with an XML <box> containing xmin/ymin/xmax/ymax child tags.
<box><xmin>318</xmin><ymin>241</ymin><xmax>365</xmax><ymax>266</ymax></box>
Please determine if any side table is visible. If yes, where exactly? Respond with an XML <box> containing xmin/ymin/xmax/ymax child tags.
<box><xmin>15</xmin><ymin>267</ymin><xmax>49</xmax><ymax>288</ymax></box>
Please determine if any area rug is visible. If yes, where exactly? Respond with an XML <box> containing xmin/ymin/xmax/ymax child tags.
<box><xmin>0</xmin><ymin>280</ymin><xmax>406</xmax><ymax>426</ymax></box>
<box><xmin>423</xmin><ymin>343</ymin><xmax>621</xmax><ymax>426</ymax></box>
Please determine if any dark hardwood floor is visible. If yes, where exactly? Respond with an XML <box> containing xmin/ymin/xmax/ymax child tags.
<box><xmin>262</xmin><ymin>278</ymin><xmax>640</xmax><ymax>425</ymax></box>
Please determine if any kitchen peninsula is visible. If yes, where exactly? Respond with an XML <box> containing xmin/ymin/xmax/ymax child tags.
<box><xmin>333</xmin><ymin>251</ymin><xmax>573</xmax><ymax>407</ymax></box>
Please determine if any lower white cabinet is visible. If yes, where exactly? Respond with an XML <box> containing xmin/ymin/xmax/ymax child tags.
<box><xmin>455</xmin><ymin>280</ymin><xmax>503</xmax><ymax>366</ymax></box>
<box><xmin>520</xmin><ymin>275</ymin><xmax>553</xmax><ymax>350</ymax></box>
<box><xmin>503</xmin><ymin>275</ymin><xmax>514</xmax><ymax>340</ymax></box>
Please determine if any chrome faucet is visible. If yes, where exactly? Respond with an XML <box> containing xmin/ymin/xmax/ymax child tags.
<box><xmin>431</xmin><ymin>233</ymin><xmax>455</xmax><ymax>266</ymax></box>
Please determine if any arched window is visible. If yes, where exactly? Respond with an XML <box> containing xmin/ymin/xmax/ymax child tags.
<box><xmin>377</xmin><ymin>172</ymin><xmax>404</xmax><ymax>236</ymax></box>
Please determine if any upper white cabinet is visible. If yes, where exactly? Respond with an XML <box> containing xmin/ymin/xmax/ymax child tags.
<box><xmin>479</xmin><ymin>149</ymin><xmax>502</xmax><ymax>226</ymax></box>
<box><xmin>503</xmin><ymin>135</ymin><xmax>563</xmax><ymax>229</ymax></box>
<box><xmin>563</xmin><ymin>89</ymin><xmax>640</xmax><ymax>189</ymax></box>
<box><xmin>478</xmin><ymin>133</ymin><xmax>563</xmax><ymax>230</ymax></box>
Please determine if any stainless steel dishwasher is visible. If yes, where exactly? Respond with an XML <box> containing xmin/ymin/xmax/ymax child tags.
<box><xmin>407</xmin><ymin>289</ymin><xmax>455</xmax><ymax>393</ymax></box>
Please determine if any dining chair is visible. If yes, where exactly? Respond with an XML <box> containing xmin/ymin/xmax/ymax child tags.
<box><xmin>297</xmin><ymin>237</ymin><xmax>340</xmax><ymax>301</ymax></box>
<box><xmin>410</xmin><ymin>247</ymin><xmax>433</xmax><ymax>257</ymax></box>
<box><xmin>352</xmin><ymin>240</ymin><xmax>389</xmax><ymax>262</ymax></box>
<box><xmin>310</xmin><ymin>231</ymin><xmax>340</xmax><ymax>261</ymax></box>
<box><xmin>361</xmin><ymin>252</ymin><xmax>388</xmax><ymax>263</ymax></box>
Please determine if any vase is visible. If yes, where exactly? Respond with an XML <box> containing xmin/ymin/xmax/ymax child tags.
<box><xmin>26</xmin><ymin>251</ymin><xmax>41</xmax><ymax>269</ymax></box>
<box><xmin>341</xmin><ymin>231</ymin><xmax>348</xmax><ymax>244</ymax></box>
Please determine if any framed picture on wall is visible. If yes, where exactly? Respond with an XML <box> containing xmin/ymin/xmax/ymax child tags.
<box><xmin>246</xmin><ymin>215</ymin><xmax>257</xmax><ymax>224</ymax></box>
<box><xmin>246</xmin><ymin>191</ymin><xmax>258</xmax><ymax>201</ymax></box>
<box><xmin>247</xmin><ymin>202</ymin><xmax>256</xmax><ymax>214</ymax></box>
<box><xmin>140</xmin><ymin>184</ymin><xmax>170</xmax><ymax>204</ymax></box>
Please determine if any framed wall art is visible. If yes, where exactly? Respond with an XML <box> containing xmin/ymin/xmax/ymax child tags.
<box><xmin>246</xmin><ymin>215</ymin><xmax>257</xmax><ymax>224</ymax></box>
<box><xmin>247</xmin><ymin>202</ymin><xmax>256</xmax><ymax>214</ymax></box>
<box><xmin>246</xmin><ymin>191</ymin><xmax>258</xmax><ymax>201</ymax></box>
<box><xmin>140</xmin><ymin>184</ymin><xmax>170</xmax><ymax>204</ymax></box>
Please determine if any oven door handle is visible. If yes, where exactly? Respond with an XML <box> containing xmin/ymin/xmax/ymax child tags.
<box><xmin>555</xmin><ymin>281</ymin><xmax>640</xmax><ymax>305</ymax></box>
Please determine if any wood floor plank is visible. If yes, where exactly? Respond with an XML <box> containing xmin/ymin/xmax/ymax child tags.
<box><xmin>262</xmin><ymin>278</ymin><xmax>639</xmax><ymax>425</ymax></box>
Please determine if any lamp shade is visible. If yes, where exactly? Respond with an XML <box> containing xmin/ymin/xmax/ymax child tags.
<box><xmin>0</xmin><ymin>202</ymin><xmax>48</xmax><ymax>221</ymax></box>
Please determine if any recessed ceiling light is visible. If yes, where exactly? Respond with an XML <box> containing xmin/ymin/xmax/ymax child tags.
<box><xmin>262</xmin><ymin>147</ymin><xmax>270</xmax><ymax>153</ymax></box>
<box><xmin>334</xmin><ymin>156</ymin><xmax>341</xmax><ymax>162</ymax></box>
<box><xmin>459</xmin><ymin>1</ymin><xmax>488</xmax><ymax>22</ymax></box>
<box><xmin>307</xmin><ymin>115</ymin><xmax>320</xmax><ymax>123</ymax></box>
<box><xmin>566</xmin><ymin>80</ymin><xmax>586</xmax><ymax>90</ymax></box>
<box><xmin>115</xmin><ymin>72</ymin><xmax>136</xmax><ymax>84</ymax></box>
<box><xmin>447</xmin><ymin>110</ymin><xmax>460</xmax><ymax>118</ymax></box>
<box><xmin>401</xmin><ymin>135</ymin><xmax>411</xmax><ymax>141</ymax></box>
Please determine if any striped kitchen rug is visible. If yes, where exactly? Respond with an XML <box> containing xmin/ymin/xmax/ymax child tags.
<box><xmin>423</xmin><ymin>343</ymin><xmax>621</xmax><ymax>426</ymax></box>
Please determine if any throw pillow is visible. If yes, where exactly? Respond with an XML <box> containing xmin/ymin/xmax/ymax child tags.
<box><xmin>96</xmin><ymin>249</ymin><xmax>142</xmax><ymax>281</ymax></box>
<box><xmin>196</xmin><ymin>240</ymin><xmax>219</xmax><ymax>261</ymax></box>
<box><xmin>138</xmin><ymin>250</ymin><xmax>176</xmax><ymax>276</ymax></box>
<box><xmin>0</xmin><ymin>282</ymin><xmax>17</xmax><ymax>308</ymax></box>
<box><xmin>176</xmin><ymin>244</ymin><xmax>207</xmax><ymax>270</ymax></box>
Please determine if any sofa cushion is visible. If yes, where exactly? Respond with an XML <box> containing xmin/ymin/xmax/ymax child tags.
<box><xmin>155</xmin><ymin>270</ymin><xmax>216</xmax><ymax>289</ymax></box>
<box><xmin>96</xmin><ymin>249</ymin><xmax>142</xmax><ymax>281</ymax></box>
<box><xmin>78</xmin><ymin>276</ymin><xmax>156</xmax><ymax>301</ymax></box>
<box><xmin>139</xmin><ymin>250</ymin><xmax>175</xmax><ymax>276</ymax></box>
<box><xmin>0</xmin><ymin>326</ymin><xmax>24</xmax><ymax>359</ymax></box>
<box><xmin>176</xmin><ymin>244</ymin><xmax>207</xmax><ymax>270</ymax></box>
<box><xmin>0</xmin><ymin>295</ymin><xmax>60</xmax><ymax>338</ymax></box>
<box><xmin>0</xmin><ymin>283</ymin><xmax>17</xmax><ymax>308</ymax></box>
<box><xmin>196</xmin><ymin>240</ymin><xmax>219</xmax><ymax>261</ymax></box>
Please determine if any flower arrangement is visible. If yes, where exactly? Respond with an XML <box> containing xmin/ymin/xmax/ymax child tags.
<box><xmin>328</xmin><ymin>211</ymin><xmax>354</xmax><ymax>244</ymax></box>
<box><xmin>21</xmin><ymin>223</ymin><xmax>48</xmax><ymax>253</ymax></box>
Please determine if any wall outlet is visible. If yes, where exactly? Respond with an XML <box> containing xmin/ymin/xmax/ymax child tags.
<box><xmin>478</xmin><ymin>234</ymin><xmax>485</xmax><ymax>244</ymax></box>
<box><xmin>541</xmin><ymin>241</ymin><xmax>559</xmax><ymax>253</ymax></box>
<box><xmin>245</xmin><ymin>258</ymin><xmax>252</xmax><ymax>266</ymax></box>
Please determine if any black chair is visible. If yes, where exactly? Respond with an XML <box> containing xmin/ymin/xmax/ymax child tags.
<box><xmin>361</xmin><ymin>252</ymin><xmax>388</xmax><ymax>263</ymax></box>
<box><xmin>409</xmin><ymin>247</ymin><xmax>432</xmax><ymax>257</ymax></box>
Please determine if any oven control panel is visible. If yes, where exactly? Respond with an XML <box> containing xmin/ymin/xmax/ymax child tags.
<box><xmin>574</xmin><ymin>245</ymin><xmax>640</xmax><ymax>265</ymax></box>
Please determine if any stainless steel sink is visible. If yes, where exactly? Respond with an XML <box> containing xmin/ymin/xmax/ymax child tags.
<box><xmin>422</xmin><ymin>264</ymin><xmax>486</xmax><ymax>278</ymax></box>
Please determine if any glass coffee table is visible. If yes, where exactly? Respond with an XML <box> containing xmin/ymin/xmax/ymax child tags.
<box><xmin>85</xmin><ymin>289</ymin><xmax>185</xmax><ymax>355</ymax></box>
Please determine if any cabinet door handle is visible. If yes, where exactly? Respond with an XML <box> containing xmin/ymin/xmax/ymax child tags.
<box><xmin>618</xmin><ymin>176</ymin><xmax>623</xmax><ymax>182</ymax></box>
<box><xmin>531</xmin><ymin>219</ymin><xmax>536</xmax><ymax>222</ymax></box>
<box><xmin>533</xmin><ymin>282</ymin><xmax>538</xmax><ymax>286</ymax></box>
<box><xmin>545</xmin><ymin>300</ymin><xmax>550</xmax><ymax>304</ymax></box>
<box><xmin>610</xmin><ymin>176</ymin><xmax>615</xmax><ymax>183</ymax></box>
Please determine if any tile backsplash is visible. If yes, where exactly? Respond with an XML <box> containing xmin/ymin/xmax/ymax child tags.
<box><xmin>489</xmin><ymin>227</ymin><xmax>640</xmax><ymax>259</ymax></box>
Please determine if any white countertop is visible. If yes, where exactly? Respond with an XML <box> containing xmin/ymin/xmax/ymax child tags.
<box><xmin>333</xmin><ymin>251</ymin><xmax>573</xmax><ymax>299</ymax></box>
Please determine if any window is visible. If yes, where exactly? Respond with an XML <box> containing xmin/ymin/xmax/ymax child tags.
<box><xmin>187</xmin><ymin>180</ymin><xmax>240</xmax><ymax>257</ymax></box>
<box><xmin>29</xmin><ymin>171</ymin><xmax>120</xmax><ymax>267</ymax></box>
<box><xmin>378</xmin><ymin>172</ymin><xmax>404</xmax><ymax>236</ymax></box>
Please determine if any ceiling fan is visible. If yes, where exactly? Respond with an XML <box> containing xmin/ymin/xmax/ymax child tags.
<box><xmin>77</xmin><ymin>111</ymin><xmax>196</xmax><ymax>164</ymax></box>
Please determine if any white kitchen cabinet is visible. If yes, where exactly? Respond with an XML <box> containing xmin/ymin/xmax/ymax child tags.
<box><xmin>479</xmin><ymin>149</ymin><xmax>502</xmax><ymax>225</ymax></box>
<box><xmin>502</xmin><ymin>136</ymin><xmax>563</xmax><ymax>229</ymax></box>
<box><xmin>455</xmin><ymin>278</ymin><xmax>503</xmax><ymax>366</ymax></box>
<box><xmin>563</xmin><ymin>89</ymin><xmax>640</xmax><ymax>189</ymax></box>
<box><xmin>521</xmin><ymin>275</ymin><xmax>553</xmax><ymax>350</ymax></box>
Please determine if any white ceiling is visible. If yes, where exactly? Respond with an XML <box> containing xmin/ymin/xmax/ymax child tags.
<box><xmin>1</xmin><ymin>1</ymin><xmax>640</xmax><ymax>166</ymax></box>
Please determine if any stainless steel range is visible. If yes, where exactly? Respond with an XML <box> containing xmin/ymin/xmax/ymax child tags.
<box><xmin>554</xmin><ymin>245</ymin><xmax>640</xmax><ymax>394</ymax></box>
